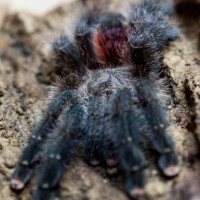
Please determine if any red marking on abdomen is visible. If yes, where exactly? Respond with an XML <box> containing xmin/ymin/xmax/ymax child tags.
<box><xmin>92</xmin><ymin>27</ymin><xmax>128</xmax><ymax>66</ymax></box>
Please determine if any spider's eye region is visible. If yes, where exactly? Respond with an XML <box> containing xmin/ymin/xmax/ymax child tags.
<box><xmin>92</xmin><ymin>27</ymin><xmax>128</xmax><ymax>66</ymax></box>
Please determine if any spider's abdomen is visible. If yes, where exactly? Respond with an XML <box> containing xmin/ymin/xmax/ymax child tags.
<box><xmin>93</xmin><ymin>27</ymin><xmax>128</xmax><ymax>66</ymax></box>
<box><xmin>92</xmin><ymin>13</ymin><xmax>128</xmax><ymax>67</ymax></box>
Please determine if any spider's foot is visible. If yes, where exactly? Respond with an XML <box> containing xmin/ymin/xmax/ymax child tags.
<box><xmin>10</xmin><ymin>179</ymin><xmax>25</xmax><ymax>190</ymax></box>
<box><xmin>106</xmin><ymin>159</ymin><xmax>118</xmax><ymax>167</ymax></box>
<box><xmin>85</xmin><ymin>146</ymin><xmax>103</xmax><ymax>166</ymax></box>
<box><xmin>10</xmin><ymin>164</ymin><xmax>33</xmax><ymax>190</ymax></box>
<box><xmin>163</xmin><ymin>164</ymin><xmax>180</xmax><ymax>177</ymax></box>
<box><xmin>125</xmin><ymin>171</ymin><xmax>145</xmax><ymax>199</ymax></box>
<box><xmin>129</xmin><ymin>187</ymin><xmax>144</xmax><ymax>199</ymax></box>
<box><xmin>103</xmin><ymin>147</ymin><xmax>119</xmax><ymax>167</ymax></box>
<box><xmin>89</xmin><ymin>159</ymin><xmax>101</xmax><ymax>166</ymax></box>
<box><xmin>158</xmin><ymin>153</ymin><xmax>180</xmax><ymax>177</ymax></box>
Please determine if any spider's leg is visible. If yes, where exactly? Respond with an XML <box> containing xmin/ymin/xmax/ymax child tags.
<box><xmin>143</xmin><ymin>0</ymin><xmax>175</xmax><ymax>16</ymax></box>
<box><xmin>121</xmin><ymin>145</ymin><xmax>146</xmax><ymax>199</ymax></box>
<box><xmin>85</xmin><ymin>96</ymin><xmax>106</xmax><ymax>166</ymax></box>
<box><xmin>105</xmin><ymin>88</ymin><xmax>147</xmax><ymax>199</ymax></box>
<box><xmin>53</xmin><ymin>35</ymin><xmax>87</xmax><ymax>79</ymax></box>
<box><xmin>75</xmin><ymin>11</ymin><xmax>100</xmax><ymax>68</ymax></box>
<box><xmin>33</xmin><ymin>103</ymin><xmax>86</xmax><ymax>200</ymax></box>
<box><xmin>136</xmin><ymin>79</ymin><xmax>180</xmax><ymax>177</ymax></box>
<box><xmin>11</xmin><ymin>33</ymin><xmax>87</xmax><ymax>190</ymax></box>
<box><xmin>128</xmin><ymin>1</ymin><xmax>178</xmax><ymax>68</ymax></box>
<box><xmin>128</xmin><ymin>32</ymin><xmax>161</xmax><ymax>73</ymax></box>
<box><xmin>10</xmin><ymin>91</ymin><xmax>79</xmax><ymax>190</ymax></box>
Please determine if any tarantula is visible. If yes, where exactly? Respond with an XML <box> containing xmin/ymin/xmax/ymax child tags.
<box><xmin>10</xmin><ymin>0</ymin><xmax>180</xmax><ymax>199</ymax></box>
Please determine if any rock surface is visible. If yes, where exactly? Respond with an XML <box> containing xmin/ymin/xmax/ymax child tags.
<box><xmin>0</xmin><ymin>0</ymin><xmax>199</xmax><ymax>200</ymax></box>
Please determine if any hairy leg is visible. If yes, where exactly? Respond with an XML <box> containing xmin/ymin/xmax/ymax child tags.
<box><xmin>53</xmin><ymin>35</ymin><xmax>86</xmax><ymax>76</ymax></box>
<box><xmin>135</xmin><ymin>79</ymin><xmax>180</xmax><ymax>177</ymax></box>
<box><xmin>143</xmin><ymin>0</ymin><xmax>175</xmax><ymax>16</ymax></box>
<box><xmin>52</xmin><ymin>35</ymin><xmax>87</xmax><ymax>91</ymax></box>
<box><xmin>108</xmin><ymin>88</ymin><xmax>147</xmax><ymax>199</ymax></box>
<box><xmin>75</xmin><ymin>11</ymin><xmax>100</xmax><ymax>69</ymax></box>
<box><xmin>33</xmin><ymin>103</ymin><xmax>86</xmax><ymax>200</ymax></box>
<box><xmin>85</xmin><ymin>96</ymin><xmax>106</xmax><ymax>165</ymax></box>
<box><xmin>11</xmin><ymin>16</ymin><xmax>89</xmax><ymax>192</ymax></box>
<box><xmin>128</xmin><ymin>1</ymin><xmax>178</xmax><ymax>71</ymax></box>
<box><xmin>131</xmin><ymin>1</ymin><xmax>179</xmax><ymax>47</ymax></box>
<box><xmin>10</xmin><ymin>90</ymin><xmax>80</xmax><ymax>190</ymax></box>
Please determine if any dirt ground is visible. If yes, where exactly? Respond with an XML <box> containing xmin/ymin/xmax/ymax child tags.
<box><xmin>0</xmin><ymin>0</ymin><xmax>199</xmax><ymax>200</ymax></box>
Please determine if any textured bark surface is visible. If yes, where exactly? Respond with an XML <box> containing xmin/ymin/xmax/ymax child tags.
<box><xmin>0</xmin><ymin>0</ymin><xmax>199</xmax><ymax>200</ymax></box>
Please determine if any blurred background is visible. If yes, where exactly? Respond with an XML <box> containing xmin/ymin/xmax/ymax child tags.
<box><xmin>0</xmin><ymin>0</ymin><xmax>74</xmax><ymax>16</ymax></box>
